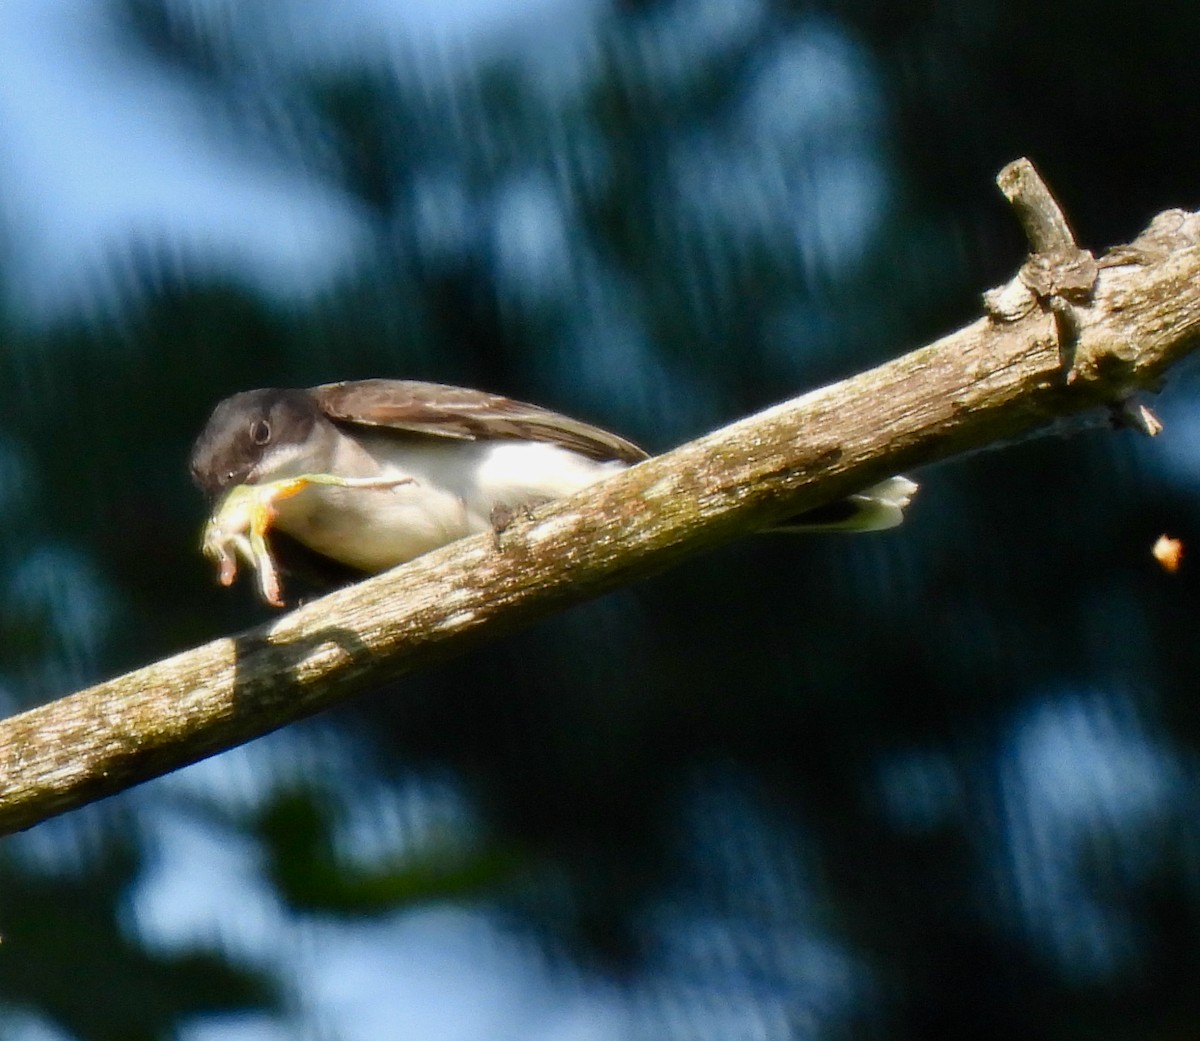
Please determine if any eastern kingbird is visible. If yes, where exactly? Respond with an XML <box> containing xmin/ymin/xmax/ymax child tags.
<box><xmin>190</xmin><ymin>379</ymin><xmax>916</xmax><ymax>583</ymax></box>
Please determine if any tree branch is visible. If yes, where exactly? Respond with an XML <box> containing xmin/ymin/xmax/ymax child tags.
<box><xmin>5</xmin><ymin>158</ymin><xmax>1200</xmax><ymax>835</ymax></box>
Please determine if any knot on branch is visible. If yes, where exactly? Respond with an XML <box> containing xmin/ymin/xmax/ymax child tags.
<box><xmin>984</xmin><ymin>158</ymin><xmax>1098</xmax><ymax>374</ymax></box>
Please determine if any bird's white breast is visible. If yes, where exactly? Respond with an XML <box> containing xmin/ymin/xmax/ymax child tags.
<box><xmin>272</xmin><ymin>436</ymin><xmax>627</xmax><ymax>572</ymax></box>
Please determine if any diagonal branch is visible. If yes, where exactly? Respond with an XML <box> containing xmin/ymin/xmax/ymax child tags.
<box><xmin>4</xmin><ymin>158</ymin><xmax>1200</xmax><ymax>836</ymax></box>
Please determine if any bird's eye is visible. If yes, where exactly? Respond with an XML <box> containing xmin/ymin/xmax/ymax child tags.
<box><xmin>250</xmin><ymin>419</ymin><xmax>272</xmax><ymax>445</ymax></box>
<box><xmin>222</xmin><ymin>470</ymin><xmax>236</xmax><ymax>486</ymax></box>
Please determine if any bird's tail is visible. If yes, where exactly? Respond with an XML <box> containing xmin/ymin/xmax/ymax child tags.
<box><xmin>772</xmin><ymin>475</ymin><xmax>918</xmax><ymax>533</ymax></box>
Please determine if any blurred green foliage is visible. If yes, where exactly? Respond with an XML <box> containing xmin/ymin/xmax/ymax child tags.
<box><xmin>4</xmin><ymin>0</ymin><xmax>1200</xmax><ymax>1038</ymax></box>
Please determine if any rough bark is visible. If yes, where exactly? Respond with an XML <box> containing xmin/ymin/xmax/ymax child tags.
<box><xmin>3</xmin><ymin>159</ymin><xmax>1200</xmax><ymax>836</ymax></box>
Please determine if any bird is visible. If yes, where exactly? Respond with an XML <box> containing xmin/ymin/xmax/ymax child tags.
<box><xmin>190</xmin><ymin>378</ymin><xmax>916</xmax><ymax>590</ymax></box>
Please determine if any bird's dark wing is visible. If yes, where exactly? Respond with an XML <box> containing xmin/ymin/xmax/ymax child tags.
<box><xmin>311</xmin><ymin>379</ymin><xmax>648</xmax><ymax>464</ymax></box>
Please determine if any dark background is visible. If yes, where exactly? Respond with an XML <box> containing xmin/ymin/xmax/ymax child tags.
<box><xmin>3</xmin><ymin>1</ymin><xmax>1200</xmax><ymax>1038</ymax></box>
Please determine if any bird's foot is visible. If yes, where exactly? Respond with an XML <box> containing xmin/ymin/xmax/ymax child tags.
<box><xmin>489</xmin><ymin>497</ymin><xmax>552</xmax><ymax>547</ymax></box>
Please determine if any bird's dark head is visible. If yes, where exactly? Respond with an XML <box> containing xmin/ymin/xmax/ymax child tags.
<box><xmin>190</xmin><ymin>388</ymin><xmax>322</xmax><ymax>497</ymax></box>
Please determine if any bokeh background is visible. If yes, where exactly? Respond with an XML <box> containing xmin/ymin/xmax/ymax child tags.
<box><xmin>4</xmin><ymin>1</ymin><xmax>1200</xmax><ymax>1039</ymax></box>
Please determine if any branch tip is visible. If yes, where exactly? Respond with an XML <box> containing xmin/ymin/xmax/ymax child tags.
<box><xmin>1112</xmin><ymin>398</ymin><xmax>1164</xmax><ymax>437</ymax></box>
<box><xmin>997</xmin><ymin>158</ymin><xmax>1079</xmax><ymax>255</ymax></box>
